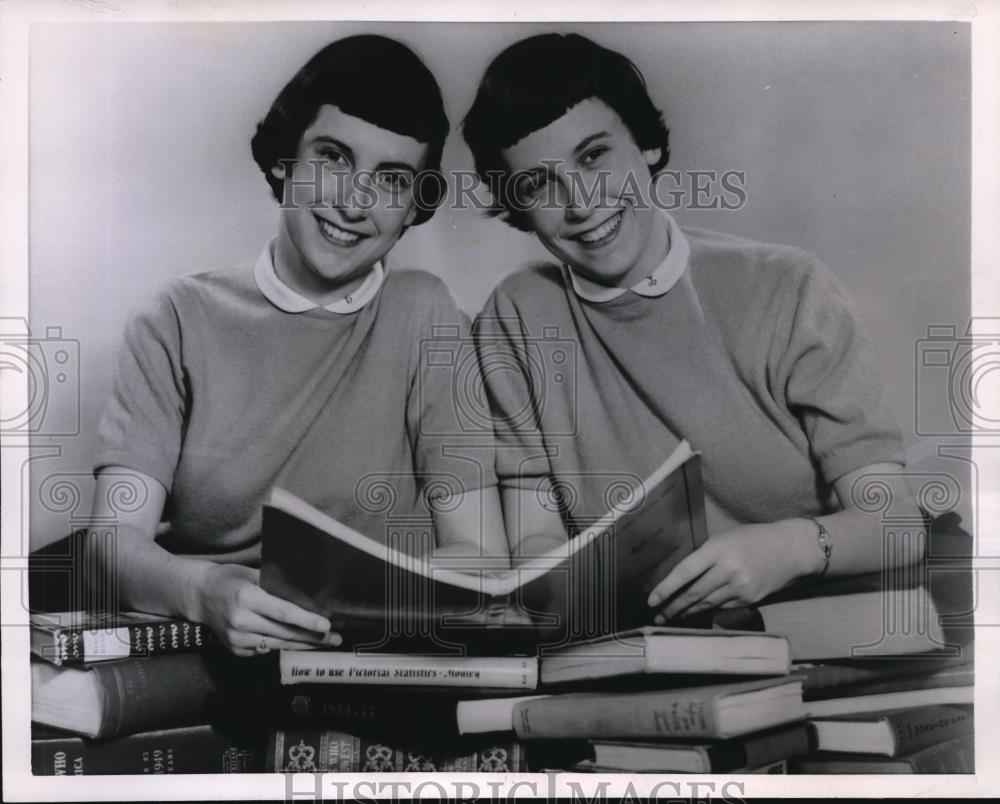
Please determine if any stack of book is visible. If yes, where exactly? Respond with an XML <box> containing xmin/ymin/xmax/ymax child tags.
<box><xmin>29</xmin><ymin>610</ymin><xmax>269</xmax><ymax>774</ymax></box>
<box><xmin>266</xmin><ymin>626</ymin><xmax>812</xmax><ymax>773</ymax></box>
<box><xmin>31</xmin><ymin>435</ymin><xmax>974</xmax><ymax>775</ymax></box>
<box><xmin>787</xmin><ymin>649</ymin><xmax>975</xmax><ymax>773</ymax></box>
<box><xmin>253</xmin><ymin>439</ymin><xmax>974</xmax><ymax>775</ymax></box>
<box><xmin>256</xmin><ymin>440</ymin><xmax>714</xmax><ymax>772</ymax></box>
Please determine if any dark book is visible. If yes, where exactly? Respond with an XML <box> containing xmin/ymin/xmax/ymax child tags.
<box><xmin>809</xmin><ymin>704</ymin><xmax>973</xmax><ymax>756</ymax></box>
<box><xmin>258</xmin><ymin>686</ymin><xmax>470</xmax><ymax>740</ymax></box>
<box><xmin>800</xmin><ymin>660</ymin><xmax>974</xmax><ymax>702</ymax></box>
<box><xmin>790</xmin><ymin>732</ymin><xmax>975</xmax><ymax>774</ymax></box>
<box><xmin>804</xmin><ymin>685</ymin><xmax>973</xmax><ymax>718</ymax></box>
<box><xmin>568</xmin><ymin>722</ymin><xmax>814</xmax><ymax>773</ymax></box>
<box><xmin>31</xmin><ymin>723</ymin><xmax>266</xmax><ymax>775</ymax></box>
<box><xmin>539</xmin><ymin>626</ymin><xmax>789</xmax><ymax>685</ymax></box>
<box><xmin>713</xmin><ymin>575</ymin><xmax>947</xmax><ymax>660</ymax></box>
<box><xmin>31</xmin><ymin>652</ymin><xmax>269</xmax><ymax>739</ymax></box>
<box><xmin>261</xmin><ymin>441</ymin><xmax>706</xmax><ymax>653</ymax></box>
<box><xmin>792</xmin><ymin>648</ymin><xmax>972</xmax><ymax>699</ymax></box>
<box><xmin>266</xmin><ymin>727</ymin><xmax>526</xmax><ymax>772</ymax></box>
<box><xmin>509</xmin><ymin>677</ymin><xmax>805</xmax><ymax>741</ymax></box>
<box><xmin>30</xmin><ymin>610</ymin><xmax>215</xmax><ymax>666</ymax></box>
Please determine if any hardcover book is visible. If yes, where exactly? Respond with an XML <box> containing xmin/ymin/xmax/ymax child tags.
<box><xmin>261</xmin><ymin>441</ymin><xmax>706</xmax><ymax>651</ymax></box>
<box><xmin>792</xmin><ymin>649</ymin><xmax>972</xmax><ymax>699</ymax></box>
<box><xmin>255</xmin><ymin>685</ymin><xmax>517</xmax><ymax>741</ymax></box>
<box><xmin>567</xmin><ymin>722</ymin><xmax>815</xmax><ymax>773</ymax></box>
<box><xmin>278</xmin><ymin>652</ymin><xmax>538</xmax><ymax>689</ymax></box>
<box><xmin>804</xmin><ymin>685</ymin><xmax>974</xmax><ymax>718</ymax></box>
<box><xmin>509</xmin><ymin>677</ymin><xmax>806</xmax><ymax>740</ymax></box>
<box><xmin>714</xmin><ymin>574</ymin><xmax>948</xmax><ymax>660</ymax></box>
<box><xmin>809</xmin><ymin>704</ymin><xmax>973</xmax><ymax>756</ymax></box>
<box><xmin>790</xmin><ymin>732</ymin><xmax>975</xmax><ymax>774</ymax></box>
<box><xmin>31</xmin><ymin>723</ymin><xmax>266</xmax><ymax>775</ymax></box>
<box><xmin>30</xmin><ymin>652</ymin><xmax>260</xmax><ymax>740</ymax></box>
<box><xmin>266</xmin><ymin>727</ymin><xmax>526</xmax><ymax>772</ymax></box>
<box><xmin>30</xmin><ymin>610</ymin><xmax>215</xmax><ymax>666</ymax></box>
<box><xmin>798</xmin><ymin>658</ymin><xmax>974</xmax><ymax>702</ymax></box>
<box><xmin>538</xmin><ymin>626</ymin><xmax>790</xmax><ymax>685</ymax></box>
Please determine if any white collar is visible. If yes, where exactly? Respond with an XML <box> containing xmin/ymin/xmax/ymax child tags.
<box><xmin>566</xmin><ymin>210</ymin><xmax>690</xmax><ymax>303</ymax></box>
<box><xmin>254</xmin><ymin>239</ymin><xmax>384</xmax><ymax>314</ymax></box>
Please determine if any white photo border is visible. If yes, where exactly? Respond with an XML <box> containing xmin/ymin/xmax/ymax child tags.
<box><xmin>2</xmin><ymin>0</ymin><xmax>998</xmax><ymax>800</ymax></box>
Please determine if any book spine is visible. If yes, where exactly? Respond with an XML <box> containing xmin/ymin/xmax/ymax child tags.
<box><xmin>94</xmin><ymin>653</ymin><xmax>221</xmax><ymax>739</ymax></box>
<box><xmin>40</xmin><ymin>621</ymin><xmax>213</xmax><ymax>666</ymax></box>
<box><xmin>512</xmin><ymin>691</ymin><xmax>722</xmax><ymax>740</ymax></box>
<box><xmin>266</xmin><ymin>728</ymin><xmax>524</xmax><ymax>772</ymax></box>
<box><xmin>791</xmin><ymin>733</ymin><xmax>975</xmax><ymax>774</ymax></box>
<box><xmin>31</xmin><ymin>725</ymin><xmax>264</xmax><ymax>774</ymax></box>
<box><xmin>804</xmin><ymin>666</ymin><xmax>974</xmax><ymax>701</ymax></box>
<box><xmin>278</xmin><ymin>690</ymin><xmax>460</xmax><ymax>739</ymax></box>
<box><xmin>805</xmin><ymin>685</ymin><xmax>974</xmax><ymax>717</ymax></box>
<box><xmin>728</xmin><ymin>723</ymin><xmax>815</xmax><ymax>771</ymax></box>
<box><xmin>279</xmin><ymin>652</ymin><xmax>537</xmax><ymax>689</ymax></box>
<box><xmin>887</xmin><ymin>706</ymin><xmax>973</xmax><ymax>755</ymax></box>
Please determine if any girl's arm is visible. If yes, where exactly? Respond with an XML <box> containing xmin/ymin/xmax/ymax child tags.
<box><xmin>496</xmin><ymin>485</ymin><xmax>568</xmax><ymax>567</ymax></box>
<box><xmin>85</xmin><ymin>466</ymin><xmax>339</xmax><ymax>656</ymax></box>
<box><xmin>646</xmin><ymin>461</ymin><xmax>924</xmax><ymax>620</ymax></box>
<box><xmin>432</xmin><ymin>486</ymin><xmax>513</xmax><ymax>568</ymax></box>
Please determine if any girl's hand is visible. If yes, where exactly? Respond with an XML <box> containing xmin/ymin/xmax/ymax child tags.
<box><xmin>193</xmin><ymin>564</ymin><xmax>342</xmax><ymax>656</ymax></box>
<box><xmin>646</xmin><ymin>520</ymin><xmax>822</xmax><ymax>622</ymax></box>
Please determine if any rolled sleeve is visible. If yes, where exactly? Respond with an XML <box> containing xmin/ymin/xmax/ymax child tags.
<box><xmin>93</xmin><ymin>285</ymin><xmax>187</xmax><ymax>491</ymax></box>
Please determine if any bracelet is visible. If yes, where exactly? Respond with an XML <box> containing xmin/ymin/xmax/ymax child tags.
<box><xmin>807</xmin><ymin>517</ymin><xmax>833</xmax><ymax>577</ymax></box>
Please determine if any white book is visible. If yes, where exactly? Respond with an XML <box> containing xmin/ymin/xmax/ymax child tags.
<box><xmin>279</xmin><ymin>651</ymin><xmax>538</xmax><ymax>689</ymax></box>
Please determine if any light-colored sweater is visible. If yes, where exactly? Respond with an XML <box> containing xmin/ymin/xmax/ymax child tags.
<box><xmin>476</xmin><ymin>224</ymin><xmax>902</xmax><ymax>536</ymax></box>
<box><xmin>96</xmin><ymin>258</ymin><xmax>495</xmax><ymax>565</ymax></box>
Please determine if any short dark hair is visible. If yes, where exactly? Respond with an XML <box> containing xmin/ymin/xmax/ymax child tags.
<box><xmin>462</xmin><ymin>33</ymin><xmax>670</xmax><ymax>231</ymax></box>
<box><xmin>251</xmin><ymin>35</ymin><xmax>449</xmax><ymax>226</ymax></box>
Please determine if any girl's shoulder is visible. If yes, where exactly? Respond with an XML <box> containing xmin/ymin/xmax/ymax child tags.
<box><xmin>487</xmin><ymin>261</ymin><xmax>569</xmax><ymax>311</ymax></box>
<box><xmin>380</xmin><ymin>267</ymin><xmax>465</xmax><ymax>318</ymax></box>
<box><xmin>682</xmin><ymin>225</ymin><xmax>838</xmax><ymax>311</ymax></box>
<box><xmin>684</xmin><ymin>226</ymin><xmax>825</xmax><ymax>281</ymax></box>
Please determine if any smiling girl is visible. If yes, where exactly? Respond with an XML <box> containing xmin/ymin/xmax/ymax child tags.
<box><xmin>85</xmin><ymin>36</ymin><xmax>507</xmax><ymax>656</ymax></box>
<box><xmin>464</xmin><ymin>33</ymin><xmax>923</xmax><ymax>622</ymax></box>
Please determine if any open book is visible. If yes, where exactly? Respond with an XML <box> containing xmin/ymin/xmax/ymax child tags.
<box><xmin>260</xmin><ymin>441</ymin><xmax>707</xmax><ymax>652</ymax></box>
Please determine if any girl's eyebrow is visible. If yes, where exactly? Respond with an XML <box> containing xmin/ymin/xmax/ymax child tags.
<box><xmin>310</xmin><ymin>135</ymin><xmax>354</xmax><ymax>161</ymax></box>
<box><xmin>573</xmin><ymin>131</ymin><xmax>611</xmax><ymax>155</ymax></box>
<box><xmin>310</xmin><ymin>136</ymin><xmax>419</xmax><ymax>174</ymax></box>
<box><xmin>374</xmin><ymin>161</ymin><xmax>419</xmax><ymax>174</ymax></box>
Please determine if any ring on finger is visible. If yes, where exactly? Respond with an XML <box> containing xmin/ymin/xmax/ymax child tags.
<box><xmin>255</xmin><ymin>638</ymin><xmax>271</xmax><ymax>655</ymax></box>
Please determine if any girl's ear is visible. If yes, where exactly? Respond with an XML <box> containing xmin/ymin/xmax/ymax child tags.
<box><xmin>404</xmin><ymin>204</ymin><xmax>418</xmax><ymax>227</ymax></box>
<box><xmin>270</xmin><ymin>162</ymin><xmax>287</xmax><ymax>181</ymax></box>
<box><xmin>642</xmin><ymin>147</ymin><xmax>662</xmax><ymax>167</ymax></box>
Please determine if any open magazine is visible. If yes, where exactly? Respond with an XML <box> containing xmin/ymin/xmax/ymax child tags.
<box><xmin>260</xmin><ymin>441</ymin><xmax>707</xmax><ymax>652</ymax></box>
